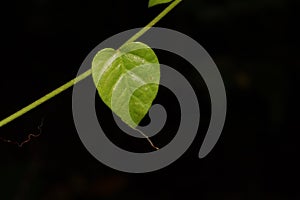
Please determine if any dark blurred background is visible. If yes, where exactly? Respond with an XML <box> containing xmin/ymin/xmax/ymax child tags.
<box><xmin>0</xmin><ymin>0</ymin><xmax>299</xmax><ymax>199</ymax></box>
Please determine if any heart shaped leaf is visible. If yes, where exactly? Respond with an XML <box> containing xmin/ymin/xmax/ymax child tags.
<box><xmin>148</xmin><ymin>0</ymin><xmax>174</xmax><ymax>8</ymax></box>
<box><xmin>92</xmin><ymin>42</ymin><xmax>160</xmax><ymax>128</ymax></box>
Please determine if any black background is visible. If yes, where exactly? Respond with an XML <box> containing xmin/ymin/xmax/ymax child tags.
<box><xmin>0</xmin><ymin>0</ymin><xmax>299</xmax><ymax>199</ymax></box>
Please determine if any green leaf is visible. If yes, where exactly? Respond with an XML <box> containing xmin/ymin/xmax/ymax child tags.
<box><xmin>92</xmin><ymin>42</ymin><xmax>160</xmax><ymax>128</ymax></box>
<box><xmin>148</xmin><ymin>0</ymin><xmax>174</xmax><ymax>8</ymax></box>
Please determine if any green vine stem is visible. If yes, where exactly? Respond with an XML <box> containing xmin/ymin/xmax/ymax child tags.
<box><xmin>0</xmin><ymin>0</ymin><xmax>182</xmax><ymax>128</ymax></box>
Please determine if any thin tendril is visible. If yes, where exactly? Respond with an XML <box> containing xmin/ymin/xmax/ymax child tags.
<box><xmin>0</xmin><ymin>118</ymin><xmax>44</xmax><ymax>147</ymax></box>
<box><xmin>134</xmin><ymin>127</ymin><xmax>159</xmax><ymax>150</ymax></box>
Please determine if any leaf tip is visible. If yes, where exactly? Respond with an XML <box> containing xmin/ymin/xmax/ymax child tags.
<box><xmin>148</xmin><ymin>0</ymin><xmax>174</xmax><ymax>8</ymax></box>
